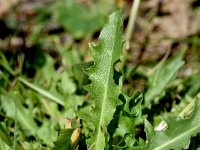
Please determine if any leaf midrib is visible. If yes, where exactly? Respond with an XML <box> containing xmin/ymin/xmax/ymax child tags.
<box><xmin>154</xmin><ymin>123</ymin><xmax>200</xmax><ymax>150</ymax></box>
<box><xmin>95</xmin><ymin>17</ymin><xmax>120</xmax><ymax>149</ymax></box>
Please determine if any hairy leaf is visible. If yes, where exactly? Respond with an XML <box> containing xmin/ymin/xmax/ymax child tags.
<box><xmin>78</xmin><ymin>10</ymin><xmax>123</xmax><ymax>149</ymax></box>
<box><xmin>135</xmin><ymin>97</ymin><xmax>200</xmax><ymax>150</ymax></box>
<box><xmin>145</xmin><ymin>49</ymin><xmax>186</xmax><ymax>107</ymax></box>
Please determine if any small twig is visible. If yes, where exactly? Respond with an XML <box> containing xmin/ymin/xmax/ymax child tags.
<box><xmin>122</xmin><ymin>0</ymin><xmax>141</xmax><ymax>74</ymax></box>
<box><xmin>124</xmin><ymin>0</ymin><xmax>141</xmax><ymax>50</ymax></box>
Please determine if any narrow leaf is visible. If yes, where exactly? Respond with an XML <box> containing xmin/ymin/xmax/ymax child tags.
<box><xmin>18</xmin><ymin>77</ymin><xmax>64</xmax><ymax>106</ymax></box>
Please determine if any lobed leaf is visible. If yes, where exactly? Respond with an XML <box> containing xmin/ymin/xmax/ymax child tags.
<box><xmin>132</xmin><ymin>97</ymin><xmax>200</xmax><ymax>150</ymax></box>
<box><xmin>112</xmin><ymin>93</ymin><xmax>143</xmax><ymax>148</ymax></box>
<box><xmin>114</xmin><ymin>93</ymin><xmax>143</xmax><ymax>136</ymax></box>
<box><xmin>78</xmin><ymin>10</ymin><xmax>124</xmax><ymax>149</ymax></box>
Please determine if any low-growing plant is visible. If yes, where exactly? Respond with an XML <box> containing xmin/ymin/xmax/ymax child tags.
<box><xmin>0</xmin><ymin>9</ymin><xmax>200</xmax><ymax>150</ymax></box>
<box><xmin>52</xmin><ymin>10</ymin><xmax>200</xmax><ymax>150</ymax></box>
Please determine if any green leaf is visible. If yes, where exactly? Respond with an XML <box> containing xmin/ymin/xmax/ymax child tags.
<box><xmin>139</xmin><ymin>97</ymin><xmax>200</xmax><ymax>150</ymax></box>
<box><xmin>78</xmin><ymin>10</ymin><xmax>124</xmax><ymax>149</ymax></box>
<box><xmin>0</xmin><ymin>128</ymin><xmax>12</xmax><ymax>148</ymax></box>
<box><xmin>36</xmin><ymin>121</ymin><xmax>57</xmax><ymax>145</ymax></box>
<box><xmin>52</xmin><ymin>129</ymin><xmax>74</xmax><ymax>150</ymax></box>
<box><xmin>112</xmin><ymin>93</ymin><xmax>143</xmax><ymax>148</ymax></box>
<box><xmin>144</xmin><ymin>49</ymin><xmax>186</xmax><ymax>107</ymax></box>
<box><xmin>54</xmin><ymin>0</ymin><xmax>104</xmax><ymax>38</ymax></box>
<box><xmin>72</xmin><ymin>62</ymin><xmax>92</xmax><ymax>90</ymax></box>
<box><xmin>17</xmin><ymin>77</ymin><xmax>64</xmax><ymax>106</ymax></box>
<box><xmin>52</xmin><ymin>120</ymin><xmax>80</xmax><ymax>150</ymax></box>
<box><xmin>57</xmin><ymin>71</ymin><xmax>77</xmax><ymax>95</ymax></box>
<box><xmin>1</xmin><ymin>92</ymin><xmax>38</xmax><ymax>135</ymax></box>
<box><xmin>113</xmin><ymin>93</ymin><xmax>143</xmax><ymax>138</ymax></box>
<box><xmin>0</xmin><ymin>128</ymin><xmax>24</xmax><ymax>150</ymax></box>
<box><xmin>124</xmin><ymin>93</ymin><xmax>143</xmax><ymax>123</ymax></box>
<box><xmin>187</xmin><ymin>67</ymin><xmax>200</xmax><ymax>96</ymax></box>
<box><xmin>64</xmin><ymin>95</ymin><xmax>84</xmax><ymax>118</ymax></box>
<box><xmin>0</xmin><ymin>53</ymin><xmax>16</xmax><ymax>76</ymax></box>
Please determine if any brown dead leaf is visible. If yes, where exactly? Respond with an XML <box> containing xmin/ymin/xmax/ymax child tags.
<box><xmin>150</xmin><ymin>0</ymin><xmax>200</xmax><ymax>39</ymax></box>
<box><xmin>0</xmin><ymin>0</ymin><xmax>19</xmax><ymax>17</ymax></box>
<box><xmin>130</xmin><ymin>0</ymin><xmax>200</xmax><ymax>63</ymax></box>
<box><xmin>65</xmin><ymin>118</ymin><xmax>80</xmax><ymax>150</ymax></box>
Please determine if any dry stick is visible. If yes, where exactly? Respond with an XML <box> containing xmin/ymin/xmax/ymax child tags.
<box><xmin>122</xmin><ymin>0</ymin><xmax>141</xmax><ymax>67</ymax></box>
<box><xmin>124</xmin><ymin>0</ymin><xmax>141</xmax><ymax>50</ymax></box>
